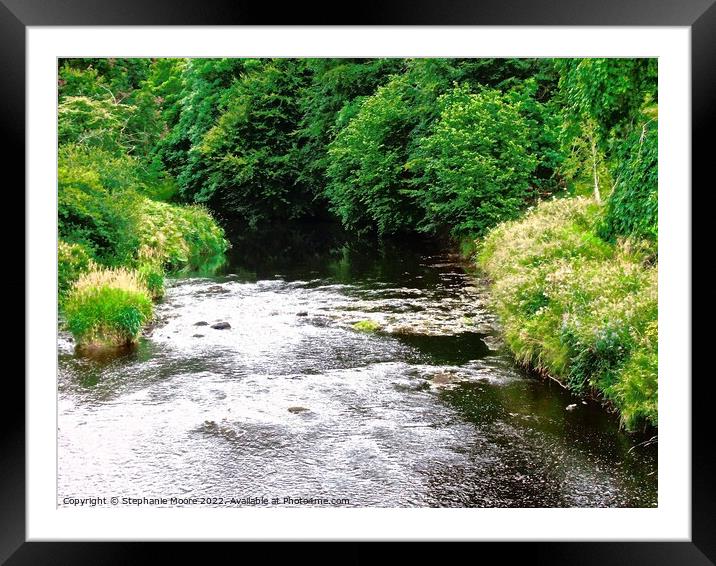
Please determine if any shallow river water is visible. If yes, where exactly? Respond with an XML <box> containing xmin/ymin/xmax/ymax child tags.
<box><xmin>58</xmin><ymin>232</ymin><xmax>657</xmax><ymax>507</ymax></box>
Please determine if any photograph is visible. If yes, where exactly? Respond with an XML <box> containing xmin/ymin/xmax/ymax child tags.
<box><xmin>56</xmin><ymin>56</ymin><xmax>659</xmax><ymax>509</ymax></box>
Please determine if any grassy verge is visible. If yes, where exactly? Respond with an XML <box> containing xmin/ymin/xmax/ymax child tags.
<box><xmin>477</xmin><ymin>197</ymin><xmax>657</xmax><ymax>430</ymax></box>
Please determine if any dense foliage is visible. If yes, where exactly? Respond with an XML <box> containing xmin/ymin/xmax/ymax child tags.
<box><xmin>58</xmin><ymin>56</ymin><xmax>656</xmax><ymax>243</ymax></box>
<box><xmin>325</xmin><ymin>59</ymin><xmax>560</xmax><ymax>237</ymax></box>
<box><xmin>555</xmin><ymin>58</ymin><xmax>657</xmax><ymax>203</ymax></box>
<box><xmin>410</xmin><ymin>86</ymin><xmax>538</xmax><ymax>237</ymax></box>
<box><xmin>58</xmin><ymin>240</ymin><xmax>93</xmax><ymax>298</ymax></box>
<box><xmin>193</xmin><ymin>59</ymin><xmax>312</xmax><ymax>227</ymax></box>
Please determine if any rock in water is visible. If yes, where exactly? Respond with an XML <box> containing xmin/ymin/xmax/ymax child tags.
<box><xmin>194</xmin><ymin>321</ymin><xmax>209</xmax><ymax>326</ymax></box>
<box><xmin>211</xmin><ymin>322</ymin><xmax>231</xmax><ymax>330</ymax></box>
<box><xmin>207</xmin><ymin>285</ymin><xmax>229</xmax><ymax>294</ymax></box>
<box><xmin>288</xmin><ymin>406</ymin><xmax>309</xmax><ymax>414</ymax></box>
<box><xmin>431</xmin><ymin>372</ymin><xmax>459</xmax><ymax>385</ymax></box>
<box><xmin>296</xmin><ymin>311</ymin><xmax>308</xmax><ymax>316</ymax></box>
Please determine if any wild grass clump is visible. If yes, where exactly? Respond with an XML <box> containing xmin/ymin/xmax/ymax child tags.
<box><xmin>137</xmin><ymin>262</ymin><xmax>165</xmax><ymax>300</ymax></box>
<box><xmin>63</xmin><ymin>266</ymin><xmax>153</xmax><ymax>348</ymax></box>
<box><xmin>478</xmin><ymin>197</ymin><xmax>657</xmax><ymax>430</ymax></box>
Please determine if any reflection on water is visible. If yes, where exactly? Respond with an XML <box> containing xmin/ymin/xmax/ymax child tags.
<box><xmin>58</xmin><ymin>225</ymin><xmax>657</xmax><ymax>507</ymax></box>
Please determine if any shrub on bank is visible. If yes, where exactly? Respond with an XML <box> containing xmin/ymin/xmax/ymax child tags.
<box><xmin>58</xmin><ymin>240</ymin><xmax>94</xmax><ymax>298</ymax></box>
<box><xmin>59</xmin><ymin>144</ymin><xmax>228</xmax><ymax>273</ymax></box>
<box><xmin>478</xmin><ymin>197</ymin><xmax>657</xmax><ymax>430</ymax></box>
<box><xmin>63</xmin><ymin>267</ymin><xmax>153</xmax><ymax>348</ymax></box>
<box><xmin>58</xmin><ymin>145</ymin><xmax>142</xmax><ymax>265</ymax></box>
<box><xmin>137</xmin><ymin>200</ymin><xmax>228</xmax><ymax>272</ymax></box>
<box><xmin>410</xmin><ymin>85</ymin><xmax>538</xmax><ymax>238</ymax></box>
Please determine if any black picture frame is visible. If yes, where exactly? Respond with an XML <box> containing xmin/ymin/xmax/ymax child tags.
<box><xmin>4</xmin><ymin>1</ymin><xmax>711</xmax><ymax>563</ymax></box>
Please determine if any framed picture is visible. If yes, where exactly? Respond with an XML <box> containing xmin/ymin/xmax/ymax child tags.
<box><xmin>7</xmin><ymin>0</ymin><xmax>710</xmax><ymax>562</ymax></box>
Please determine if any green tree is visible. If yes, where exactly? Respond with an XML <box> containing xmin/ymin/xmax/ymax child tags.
<box><xmin>325</xmin><ymin>59</ymin><xmax>561</xmax><ymax>237</ymax></box>
<box><xmin>556</xmin><ymin>58</ymin><xmax>657</xmax><ymax>199</ymax></box>
<box><xmin>325</xmin><ymin>60</ymin><xmax>460</xmax><ymax>236</ymax></box>
<box><xmin>155</xmin><ymin>58</ymin><xmax>246</xmax><ymax>201</ymax></box>
<box><xmin>294</xmin><ymin>58</ymin><xmax>404</xmax><ymax>203</ymax></box>
<box><xmin>410</xmin><ymin>85</ymin><xmax>538</xmax><ymax>238</ymax></box>
<box><xmin>599</xmin><ymin>118</ymin><xmax>658</xmax><ymax>242</ymax></box>
<box><xmin>194</xmin><ymin>59</ymin><xmax>311</xmax><ymax>227</ymax></box>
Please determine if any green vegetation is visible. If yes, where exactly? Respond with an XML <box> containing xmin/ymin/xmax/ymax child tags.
<box><xmin>58</xmin><ymin>58</ymin><xmax>228</xmax><ymax>347</ymax></box>
<box><xmin>324</xmin><ymin>59</ymin><xmax>559</xmax><ymax>237</ymax></box>
<box><xmin>63</xmin><ymin>267</ymin><xmax>153</xmax><ymax>348</ymax></box>
<box><xmin>410</xmin><ymin>85</ymin><xmax>538</xmax><ymax>237</ymax></box>
<box><xmin>599</xmin><ymin>118</ymin><xmax>658</xmax><ymax>242</ymax></box>
<box><xmin>58</xmin><ymin>240</ymin><xmax>93</xmax><ymax>298</ymax></box>
<box><xmin>137</xmin><ymin>262</ymin><xmax>165</xmax><ymax>300</ymax></box>
<box><xmin>57</xmin><ymin>57</ymin><xmax>658</xmax><ymax>429</ymax></box>
<box><xmin>474</xmin><ymin>59</ymin><xmax>658</xmax><ymax>430</ymax></box>
<box><xmin>478</xmin><ymin>198</ymin><xmax>657</xmax><ymax>429</ymax></box>
<box><xmin>352</xmin><ymin>319</ymin><xmax>382</xmax><ymax>333</ymax></box>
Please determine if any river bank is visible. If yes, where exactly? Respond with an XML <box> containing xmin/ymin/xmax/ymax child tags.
<box><xmin>476</xmin><ymin>197</ymin><xmax>658</xmax><ymax>431</ymax></box>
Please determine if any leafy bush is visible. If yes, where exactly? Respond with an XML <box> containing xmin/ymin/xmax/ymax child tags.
<box><xmin>58</xmin><ymin>145</ymin><xmax>142</xmax><ymax>264</ymax></box>
<box><xmin>59</xmin><ymin>58</ymin><xmax>153</xmax><ymax>101</ymax></box>
<box><xmin>58</xmin><ymin>145</ymin><xmax>228</xmax><ymax>272</ymax></box>
<box><xmin>555</xmin><ymin>59</ymin><xmax>657</xmax><ymax>201</ymax></box>
<box><xmin>156</xmin><ymin>58</ymin><xmax>246</xmax><ymax>192</ymax></box>
<box><xmin>556</xmin><ymin>59</ymin><xmax>657</xmax><ymax>144</ymax></box>
<box><xmin>478</xmin><ymin>197</ymin><xmax>657</xmax><ymax>429</ymax></box>
<box><xmin>599</xmin><ymin>119</ymin><xmax>658</xmax><ymax>242</ymax></box>
<box><xmin>63</xmin><ymin>267</ymin><xmax>153</xmax><ymax>347</ymax></box>
<box><xmin>58</xmin><ymin>240</ymin><xmax>94</xmax><ymax>298</ymax></box>
<box><xmin>326</xmin><ymin>74</ymin><xmax>424</xmax><ymax>235</ymax></box>
<box><xmin>410</xmin><ymin>85</ymin><xmax>538</xmax><ymax>238</ymax></box>
<box><xmin>294</xmin><ymin>59</ymin><xmax>405</xmax><ymax>196</ymax></box>
<box><xmin>325</xmin><ymin>62</ymin><xmax>562</xmax><ymax>238</ymax></box>
<box><xmin>136</xmin><ymin>200</ymin><xmax>228</xmax><ymax>271</ymax></box>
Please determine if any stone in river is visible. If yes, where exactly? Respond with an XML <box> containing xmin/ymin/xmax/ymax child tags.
<box><xmin>211</xmin><ymin>322</ymin><xmax>231</xmax><ymax>330</ymax></box>
<box><xmin>206</xmin><ymin>285</ymin><xmax>229</xmax><ymax>294</ymax></box>
<box><xmin>194</xmin><ymin>321</ymin><xmax>209</xmax><ymax>326</ymax></box>
<box><xmin>288</xmin><ymin>406</ymin><xmax>309</xmax><ymax>414</ymax></box>
<box><xmin>431</xmin><ymin>371</ymin><xmax>460</xmax><ymax>385</ymax></box>
<box><xmin>296</xmin><ymin>311</ymin><xmax>308</xmax><ymax>316</ymax></box>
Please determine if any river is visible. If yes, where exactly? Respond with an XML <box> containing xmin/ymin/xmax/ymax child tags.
<box><xmin>58</xmin><ymin>228</ymin><xmax>657</xmax><ymax>507</ymax></box>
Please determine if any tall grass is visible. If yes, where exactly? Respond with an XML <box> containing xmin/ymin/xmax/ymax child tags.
<box><xmin>478</xmin><ymin>197</ymin><xmax>657</xmax><ymax>430</ymax></box>
<box><xmin>63</xmin><ymin>266</ymin><xmax>153</xmax><ymax>348</ymax></box>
